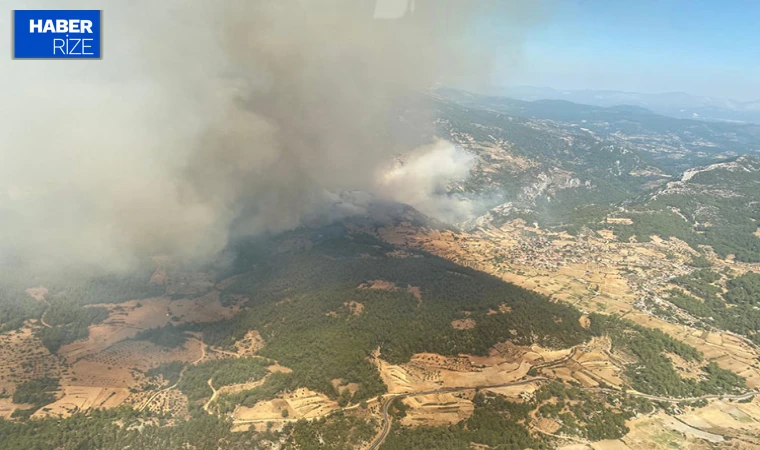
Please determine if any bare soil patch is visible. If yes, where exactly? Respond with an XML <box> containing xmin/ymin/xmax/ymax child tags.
<box><xmin>451</xmin><ymin>318</ymin><xmax>476</xmax><ymax>330</ymax></box>
<box><xmin>406</xmin><ymin>285</ymin><xmax>422</xmax><ymax>304</ymax></box>
<box><xmin>25</xmin><ymin>286</ymin><xmax>48</xmax><ymax>301</ymax></box>
<box><xmin>0</xmin><ymin>398</ymin><xmax>19</xmax><ymax>419</ymax></box>
<box><xmin>331</xmin><ymin>378</ymin><xmax>360</xmax><ymax>397</ymax></box>
<box><xmin>535</xmin><ymin>417</ymin><xmax>562</xmax><ymax>434</ymax></box>
<box><xmin>267</xmin><ymin>364</ymin><xmax>293</xmax><ymax>374</ymax></box>
<box><xmin>679</xmin><ymin>398</ymin><xmax>760</xmax><ymax>441</ymax></box>
<box><xmin>67</xmin><ymin>360</ymin><xmax>135</xmax><ymax>388</ymax></box>
<box><xmin>234</xmin><ymin>330</ymin><xmax>264</xmax><ymax>356</ymax></box>
<box><xmin>401</xmin><ymin>392</ymin><xmax>474</xmax><ymax>427</ymax></box>
<box><xmin>664</xmin><ymin>352</ymin><xmax>701</xmax><ymax>381</ymax></box>
<box><xmin>606</xmin><ymin>217</ymin><xmax>634</xmax><ymax>225</ymax></box>
<box><xmin>345</xmin><ymin>301</ymin><xmax>364</xmax><ymax>316</ymax></box>
<box><xmin>359</xmin><ymin>280</ymin><xmax>397</xmax><ymax>290</ymax></box>
<box><xmin>377</xmin><ymin>345</ymin><xmax>546</xmax><ymax>395</ymax></box>
<box><xmin>233</xmin><ymin>388</ymin><xmax>338</xmax><ymax>423</ymax></box>
<box><xmin>591</xmin><ymin>440</ymin><xmax>631</xmax><ymax>450</ymax></box>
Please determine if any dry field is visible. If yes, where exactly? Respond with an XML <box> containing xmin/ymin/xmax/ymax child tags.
<box><xmin>164</xmin><ymin>270</ymin><xmax>215</xmax><ymax>298</ymax></box>
<box><xmin>621</xmin><ymin>411</ymin><xmax>727</xmax><ymax>449</ymax></box>
<box><xmin>141</xmin><ymin>389</ymin><xmax>190</xmax><ymax>418</ymax></box>
<box><xmin>149</xmin><ymin>256</ymin><xmax>171</xmax><ymax>285</ymax></box>
<box><xmin>0</xmin><ymin>325</ymin><xmax>63</xmax><ymax>396</ymax></box>
<box><xmin>676</xmin><ymin>397</ymin><xmax>760</xmax><ymax>446</ymax></box>
<box><xmin>358</xmin><ymin>279</ymin><xmax>397</xmax><ymax>291</ymax></box>
<box><xmin>63</xmin><ymin>338</ymin><xmax>203</xmax><ymax>390</ymax></box>
<box><xmin>233</xmin><ymin>387</ymin><xmax>339</xmax><ymax>423</ymax></box>
<box><xmin>32</xmin><ymin>386</ymin><xmax>130</xmax><ymax>419</ymax></box>
<box><xmin>0</xmin><ymin>275</ymin><xmax>245</xmax><ymax>418</ymax></box>
<box><xmin>545</xmin><ymin>401</ymin><xmax>760</xmax><ymax>450</ymax></box>
<box><xmin>485</xmin><ymin>380</ymin><xmax>542</xmax><ymax>399</ymax></box>
<box><xmin>624</xmin><ymin>314</ymin><xmax>760</xmax><ymax>389</ymax></box>
<box><xmin>375</xmin><ymin>343</ymin><xmax>577</xmax><ymax>395</ymax></box>
<box><xmin>366</xmin><ymin>220</ymin><xmax>760</xmax><ymax>445</ymax></box>
<box><xmin>59</xmin><ymin>291</ymin><xmax>240</xmax><ymax>362</ymax></box>
<box><xmin>559</xmin><ymin>343</ymin><xmax>624</xmax><ymax>389</ymax></box>
<box><xmin>377</xmin><ymin>220</ymin><xmax>760</xmax><ymax>390</ymax></box>
<box><xmin>400</xmin><ymin>391</ymin><xmax>475</xmax><ymax>427</ymax></box>
<box><xmin>0</xmin><ymin>398</ymin><xmax>20</xmax><ymax>419</ymax></box>
<box><xmin>83</xmin><ymin>339</ymin><xmax>202</xmax><ymax>372</ymax></box>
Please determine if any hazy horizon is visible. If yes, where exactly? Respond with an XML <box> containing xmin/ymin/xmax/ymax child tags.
<box><xmin>496</xmin><ymin>84</ymin><xmax>760</xmax><ymax>104</ymax></box>
<box><xmin>489</xmin><ymin>0</ymin><xmax>760</xmax><ymax>102</ymax></box>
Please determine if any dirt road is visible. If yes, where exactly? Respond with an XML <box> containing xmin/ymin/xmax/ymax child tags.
<box><xmin>139</xmin><ymin>336</ymin><xmax>206</xmax><ymax>412</ymax></box>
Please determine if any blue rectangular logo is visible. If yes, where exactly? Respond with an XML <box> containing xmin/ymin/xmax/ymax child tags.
<box><xmin>13</xmin><ymin>10</ymin><xmax>101</xmax><ymax>59</ymax></box>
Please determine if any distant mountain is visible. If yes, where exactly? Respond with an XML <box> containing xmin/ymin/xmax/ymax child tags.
<box><xmin>496</xmin><ymin>86</ymin><xmax>760</xmax><ymax>125</ymax></box>
<box><xmin>434</xmin><ymin>88</ymin><xmax>760</xmax><ymax>170</ymax></box>
<box><xmin>428</xmin><ymin>93</ymin><xmax>671</xmax><ymax>227</ymax></box>
<box><xmin>418</xmin><ymin>89</ymin><xmax>760</xmax><ymax>260</ymax></box>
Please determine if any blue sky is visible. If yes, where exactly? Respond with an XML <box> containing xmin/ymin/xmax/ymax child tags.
<box><xmin>492</xmin><ymin>0</ymin><xmax>760</xmax><ymax>100</ymax></box>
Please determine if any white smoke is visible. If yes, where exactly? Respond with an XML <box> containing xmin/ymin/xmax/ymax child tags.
<box><xmin>377</xmin><ymin>141</ymin><xmax>479</xmax><ymax>223</ymax></box>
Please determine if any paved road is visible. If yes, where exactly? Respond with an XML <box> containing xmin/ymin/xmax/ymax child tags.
<box><xmin>367</xmin><ymin>378</ymin><xmax>549</xmax><ymax>450</ymax></box>
<box><xmin>367</xmin><ymin>350</ymin><xmax>575</xmax><ymax>449</ymax></box>
<box><xmin>591</xmin><ymin>388</ymin><xmax>760</xmax><ymax>404</ymax></box>
<box><xmin>365</xmin><ymin>373</ymin><xmax>760</xmax><ymax>450</ymax></box>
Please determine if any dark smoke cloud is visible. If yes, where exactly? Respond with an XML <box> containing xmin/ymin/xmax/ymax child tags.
<box><xmin>0</xmin><ymin>0</ymin><xmax>540</xmax><ymax>271</ymax></box>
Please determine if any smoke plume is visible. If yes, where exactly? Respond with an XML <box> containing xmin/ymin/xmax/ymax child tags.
<box><xmin>0</xmin><ymin>0</ymin><xmax>536</xmax><ymax>270</ymax></box>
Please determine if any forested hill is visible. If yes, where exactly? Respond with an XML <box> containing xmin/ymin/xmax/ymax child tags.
<box><xmin>608</xmin><ymin>155</ymin><xmax>760</xmax><ymax>262</ymax></box>
<box><xmin>192</xmin><ymin>223</ymin><xmax>590</xmax><ymax>404</ymax></box>
<box><xmin>435</xmin><ymin>87</ymin><xmax>760</xmax><ymax>159</ymax></box>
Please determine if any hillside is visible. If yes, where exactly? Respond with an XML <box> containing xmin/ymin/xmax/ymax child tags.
<box><xmin>609</xmin><ymin>155</ymin><xmax>760</xmax><ymax>261</ymax></box>
<box><xmin>421</xmin><ymin>92</ymin><xmax>760</xmax><ymax>262</ymax></box>
<box><xmin>431</xmin><ymin>96</ymin><xmax>669</xmax><ymax>226</ymax></box>
<box><xmin>2</xmin><ymin>213</ymin><xmax>758</xmax><ymax>449</ymax></box>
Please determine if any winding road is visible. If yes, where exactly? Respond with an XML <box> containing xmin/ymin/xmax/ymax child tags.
<box><xmin>203</xmin><ymin>378</ymin><xmax>218</xmax><ymax>413</ymax></box>
<box><xmin>365</xmin><ymin>375</ymin><xmax>760</xmax><ymax>450</ymax></box>
<box><xmin>367</xmin><ymin>378</ymin><xmax>549</xmax><ymax>450</ymax></box>
<box><xmin>590</xmin><ymin>388</ymin><xmax>760</xmax><ymax>404</ymax></box>
<box><xmin>134</xmin><ymin>336</ymin><xmax>760</xmax><ymax>449</ymax></box>
<box><xmin>138</xmin><ymin>336</ymin><xmax>206</xmax><ymax>412</ymax></box>
<box><xmin>366</xmin><ymin>348</ymin><xmax>582</xmax><ymax>449</ymax></box>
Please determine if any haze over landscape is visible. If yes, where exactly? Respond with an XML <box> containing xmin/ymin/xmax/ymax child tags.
<box><xmin>497</xmin><ymin>0</ymin><xmax>760</xmax><ymax>100</ymax></box>
<box><xmin>1</xmin><ymin>1</ymin><xmax>760</xmax><ymax>449</ymax></box>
